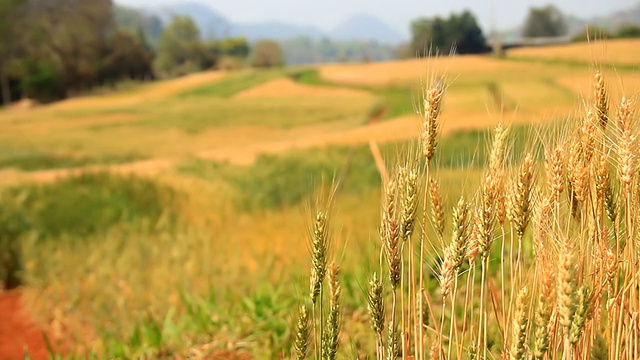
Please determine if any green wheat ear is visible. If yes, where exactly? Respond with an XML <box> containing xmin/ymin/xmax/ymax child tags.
<box><xmin>294</xmin><ymin>305</ymin><xmax>310</xmax><ymax>360</ymax></box>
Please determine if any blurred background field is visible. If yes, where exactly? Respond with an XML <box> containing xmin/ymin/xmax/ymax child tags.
<box><xmin>1</xmin><ymin>0</ymin><xmax>640</xmax><ymax>358</ymax></box>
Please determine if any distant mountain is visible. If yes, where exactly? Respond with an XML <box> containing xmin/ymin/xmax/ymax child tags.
<box><xmin>232</xmin><ymin>22</ymin><xmax>325</xmax><ymax>41</ymax></box>
<box><xmin>586</xmin><ymin>4</ymin><xmax>640</xmax><ymax>31</ymax></box>
<box><xmin>140</xmin><ymin>1</ymin><xmax>405</xmax><ymax>44</ymax></box>
<box><xmin>149</xmin><ymin>2</ymin><xmax>232</xmax><ymax>38</ymax></box>
<box><xmin>329</xmin><ymin>14</ymin><xmax>407</xmax><ymax>44</ymax></box>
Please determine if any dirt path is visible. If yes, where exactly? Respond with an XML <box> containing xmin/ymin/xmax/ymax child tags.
<box><xmin>0</xmin><ymin>291</ymin><xmax>53</xmax><ymax>360</ymax></box>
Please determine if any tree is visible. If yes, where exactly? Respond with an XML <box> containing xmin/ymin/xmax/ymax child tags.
<box><xmin>100</xmin><ymin>30</ymin><xmax>154</xmax><ymax>83</ymax></box>
<box><xmin>411</xmin><ymin>10</ymin><xmax>486</xmax><ymax>56</ymax></box>
<box><xmin>449</xmin><ymin>11</ymin><xmax>486</xmax><ymax>54</ymax></box>
<box><xmin>215</xmin><ymin>37</ymin><xmax>250</xmax><ymax>58</ymax></box>
<box><xmin>114</xmin><ymin>5</ymin><xmax>164</xmax><ymax>47</ymax></box>
<box><xmin>24</xmin><ymin>0</ymin><xmax>116</xmax><ymax>95</ymax></box>
<box><xmin>616</xmin><ymin>25</ymin><xmax>640</xmax><ymax>39</ymax></box>
<box><xmin>0</xmin><ymin>0</ymin><xmax>26</xmax><ymax>105</ymax></box>
<box><xmin>154</xmin><ymin>16</ymin><xmax>212</xmax><ymax>77</ymax></box>
<box><xmin>571</xmin><ymin>26</ymin><xmax>610</xmax><ymax>42</ymax></box>
<box><xmin>522</xmin><ymin>5</ymin><xmax>567</xmax><ymax>38</ymax></box>
<box><xmin>2</xmin><ymin>0</ymin><xmax>161</xmax><ymax>102</ymax></box>
<box><xmin>251</xmin><ymin>40</ymin><xmax>284</xmax><ymax>68</ymax></box>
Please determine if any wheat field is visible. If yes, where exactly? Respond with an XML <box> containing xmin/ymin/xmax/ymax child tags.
<box><xmin>0</xmin><ymin>40</ymin><xmax>639</xmax><ymax>358</ymax></box>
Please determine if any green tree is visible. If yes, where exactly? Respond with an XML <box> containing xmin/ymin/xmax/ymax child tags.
<box><xmin>411</xmin><ymin>10</ymin><xmax>486</xmax><ymax>56</ymax></box>
<box><xmin>449</xmin><ymin>11</ymin><xmax>486</xmax><ymax>54</ymax></box>
<box><xmin>114</xmin><ymin>5</ymin><xmax>164</xmax><ymax>47</ymax></box>
<box><xmin>0</xmin><ymin>0</ymin><xmax>25</xmax><ymax>105</ymax></box>
<box><xmin>154</xmin><ymin>16</ymin><xmax>211</xmax><ymax>77</ymax></box>
<box><xmin>571</xmin><ymin>26</ymin><xmax>611</xmax><ymax>42</ymax></box>
<box><xmin>24</xmin><ymin>0</ymin><xmax>116</xmax><ymax>95</ymax></box>
<box><xmin>251</xmin><ymin>40</ymin><xmax>284</xmax><ymax>68</ymax></box>
<box><xmin>616</xmin><ymin>25</ymin><xmax>640</xmax><ymax>39</ymax></box>
<box><xmin>100</xmin><ymin>30</ymin><xmax>155</xmax><ymax>83</ymax></box>
<box><xmin>215</xmin><ymin>37</ymin><xmax>250</xmax><ymax>58</ymax></box>
<box><xmin>522</xmin><ymin>5</ymin><xmax>567</xmax><ymax>37</ymax></box>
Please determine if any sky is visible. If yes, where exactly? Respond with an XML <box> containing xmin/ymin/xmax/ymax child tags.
<box><xmin>115</xmin><ymin>0</ymin><xmax>640</xmax><ymax>36</ymax></box>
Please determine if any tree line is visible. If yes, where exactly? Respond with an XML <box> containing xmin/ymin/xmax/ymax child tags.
<box><xmin>1</xmin><ymin>0</ymin><xmax>155</xmax><ymax>103</ymax></box>
<box><xmin>0</xmin><ymin>0</ymin><xmax>277</xmax><ymax>104</ymax></box>
<box><xmin>3</xmin><ymin>1</ymin><xmax>640</xmax><ymax>105</ymax></box>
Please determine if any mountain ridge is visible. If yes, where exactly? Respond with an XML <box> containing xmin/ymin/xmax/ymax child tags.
<box><xmin>138</xmin><ymin>1</ymin><xmax>407</xmax><ymax>43</ymax></box>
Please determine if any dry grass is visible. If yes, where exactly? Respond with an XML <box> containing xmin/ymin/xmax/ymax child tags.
<box><xmin>3</xmin><ymin>47</ymin><xmax>635</xmax><ymax>185</ymax></box>
<box><xmin>507</xmin><ymin>38</ymin><xmax>640</xmax><ymax>66</ymax></box>
<box><xmin>51</xmin><ymin>71</ymin><xmax>227</xmax><ymax>111</ymax></box>
<box><xmin>298</xmin><ymin>64</ymin><xmax>640</xmax><ymax>360</ymax></box>
<box><xmin>4</xmin><ymin>40</ymin><xmax>640</xmax><ymax>358</ymax></box>
<box><xmin>319</xmin><ymin>56</ymin><xmax>534</xmax><ymax>87</ymax></box>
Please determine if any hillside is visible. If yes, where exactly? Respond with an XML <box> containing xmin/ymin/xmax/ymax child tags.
<box><xmin>2</xmin><ymin>40</ymin><xmax>640</xmax><ymax>359</ymax></box>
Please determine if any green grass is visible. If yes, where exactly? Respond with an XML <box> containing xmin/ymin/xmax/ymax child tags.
<box><xmin>177</xmin><ymin>69</ymin><xmax>284</xmax><ymax>98</ymax></box>
<box><xmin>1</xmin><ymin>172</ymin><xmax>180</xmax><ymax>238</ymax></box>
<box><xmin>179</xmin><ymin>145</ymin><xmax>382</xmax><ymax>210</ymax></box>
<box><xmin>53</xmin><ymin>106</ymin><xmax>147</xmax><ymax>119</ymax></box>
<box><xmin>0</xmin><ymin>148</ymin><xmax>143</xmax><ymax>171</ymax></box>
<box><xmin>132</xmin><ymin>96</ymin><xmax>371</xmax><ymax>133</ymax></box>
<box><xmin>179</xmin><ymin>123</ymin><xmax>537</xmax><ymax>210</ymax></box>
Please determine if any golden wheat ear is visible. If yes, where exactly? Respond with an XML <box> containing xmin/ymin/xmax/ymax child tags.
<box><xmin>593</xmin><ymin>70</ymin><xmax>609</xmax><ymax>129</ymax></box>
<box><xmin>511</xmin><ymin>286</ymin><xmax>529</xmax><ymax>360</ymax></box>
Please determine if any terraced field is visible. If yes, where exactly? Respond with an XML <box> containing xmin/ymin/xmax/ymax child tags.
<box><xmin>0</xmin><ymin>39</ymin><xmax>638</xmax><ymax>359</ymax></box>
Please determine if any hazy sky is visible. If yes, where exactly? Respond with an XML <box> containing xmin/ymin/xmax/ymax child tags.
<box><xmin>115</xmin><ymin>0</ymin><xmax>640</xmax><ymax>35</ymax></box>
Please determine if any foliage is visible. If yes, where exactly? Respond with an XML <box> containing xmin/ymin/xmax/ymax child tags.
<box><xmin>411</xmin><ymin>10</ymin><xmax>487</xmax><ymax>56</ymax></box>
<box><xmin>280</xmin><ymin>37</ymin><xmax>396</xmax><ymax>65</ymax></box>
<box><xmin>180</xmin><ymin>145</ymin><xmax>381</xmax><ymax>210</ymax></box>
<box><xmin>2</xmin><ymin>0</ymin><xmax>157</xmax><ymax>102</ymax></box>
<box><xmin>1</xmin><ymin>173</ymin><xmax>178</xmax><ymax>238</ymax></box>
<box><xmin>251</xmin><ymin>40</ymin><xmax>284</xmax><ymax>68</ymax></box>
<box><xmin>177</xmin><ymin>69</ymin><xmax>283</xmax><ymax>98</ymax></box>
<box><xmin>213</xmin><ymin>37</ymin><xmax>250</xmax><ymax>58</ymax></box>
<box><xmin>0</xmin><ymin>148</ymin><xmax>142</xmax><ymax>171</ymax></box>
<box><xmin>614</xmin><ymin>24</ymin><xmax>640</xmax><ymax>39</ymax></box>
<box><xmin>0</xmin><ymin>0</ymin><xmax>26</xmax><ymax>104</ymax></box>
<box><xmin>154</xmin><ymin>16</ymin><xmax>212</xmax><ymax>77</ymax></box>
<box><xmin>0</xmin><ymin>194</ymin><xmax>29</xmax><ymax>289</ymax></box>
<box><xmin>113</xmin><ymin>4</ymin><xmax>164</xmax><ymax>47</ymax></box>
<box><xmin>522</xmin><ymin>4</ymin><xmax>567</xmax><ymax>37</ymax></box>
<box><xmin>0</xmin><ymin>172</ymin><xmax>178</xmax><ymax>290</ymax></box>
<box><xmin>571</xmin><ymin>24</ymin><xmax>640</xmax><ymax>42</ymax></box>
<box><xmin>101</xmin><ymin>30</ymin><xmax>155</xmax><ymax>82</ymax></box>
<box><xmin>571</xmin><ymin>26</ymin><xmax>611</xmax><ymax>42</ymax></box>
<box><xmin>25</xmin><ymin>0</ymin><xmax>116</xmax><ymax>93</ymax></box>
<box><xmin>18</xmin><ymin>58</ymin><xmax>64</xmax><ymax>102</ymax></box>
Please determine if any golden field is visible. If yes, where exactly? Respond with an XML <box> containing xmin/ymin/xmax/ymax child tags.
<box><xmin>0</xmin><ymin>39</ymin><xmax>639</xmax><ymax>358</ymax></box>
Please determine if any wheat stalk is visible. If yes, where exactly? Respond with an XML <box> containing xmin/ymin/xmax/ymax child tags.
<box><xmin>295</xmin><ymin>305</ymin><xmax>311</xmax><ymax>360</ymax></box>
<box><xmin>510</xmin><ymin>286</ymin><xmax>529</xmax><ymax>360</ymax></box>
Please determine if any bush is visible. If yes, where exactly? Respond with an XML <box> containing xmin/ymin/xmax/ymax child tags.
<box><xmin>1</xmin><ymin>172</ymin><xmax>179</xmax><ymax>239</ymax></box>
<box><xmin>0</xmin><ymin>197</ymin><xmax>30</xmax><ymax>289</ymax></box>
<box><xmin>571</xmin><ymin>26</ymin><xmax>611</xmax><ymax>42</ymax></box>
<box><xmin>615</xmin><ymin>24</ymin><xmax>640</xmax><ymax>38</ymax></box>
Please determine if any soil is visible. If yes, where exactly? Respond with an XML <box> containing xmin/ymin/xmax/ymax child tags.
<box><xmin>0</xmin><ymin>290</ymin><xmax>55</xmax><ymax>360</ymax></box>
